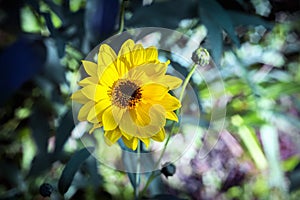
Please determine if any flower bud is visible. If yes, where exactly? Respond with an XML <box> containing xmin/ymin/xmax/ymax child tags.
<box><xmin>39</xmin><ymin>183</ymin><xmax>53</xmax><ymax>197</ymax></box>
<box><xmin>161</xmin><ymin>162</ymin><xmax>176</xmax><ymax>178</ymax></box>
<box><xmin>192</xmin><ymin>47</ymin><xmax>210</xmax><ymax>66</ymax></box>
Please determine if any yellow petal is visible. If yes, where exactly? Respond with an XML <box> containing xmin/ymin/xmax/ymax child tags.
<box><xmin>71</xmin><ymin>90</ymin><xmax>89</xmax><ymax>104</ymax></box>
<box><xmin>119</xmin><ymin>110</ymin><xmax>138</xmax><ymax>136</ymax></box>
<box><xmin>81</xmin><ymin>84</ymin><xmax>109</xmax><ymax>102</ymax></box>
<box><xmin>156</xmin><ymin>75</ymin><xmax>182</xmax><ymax>90</ymax></box>
<box><xmin>140</xmin><ymin>63</ymin><xmax>167</xmax><ymax>79</ymax></box>
<box><xmin>82</xmin><ymin>60</ymin><xmax>98</xmax><ymax>77</ymax></box>
<box><xmin>118</xmin><ymin>39</ymin><xmax>135</xmax><ymax>69</ymax></box>
<box><xmin>166</xmin><ymin>111</ymin><xmax>178</xmax><ymax>122</ymax></box>
<box><xmin>99</xmin><ymin>43</ymin><xmax>117</xmax><ymax>59</ymax></box>
<box><xmin>111</xmin><ymin>105</ymin><xmax>126</xmax><ymax>124</ymax></box>
<box><xmin>132</xmin><ymin>44</ymin><xmax>145</xmax><ymax>67</ymax></box>
<box><xmin>144</xmin><ymin>46</ymin><xmax>158</xmax><ymax>62</ymax></box>
<box><xmin>135</xmin><ymin>103</ymin><xmax>151</xmax><ymax>126</ymax></box>
<box><xmin>124</xmin><ymin>63</ymin><xmax>167</xmax><ymax>85</ymax></box>
<box><xmin>104</xmin><ymin>128</ymin><xmax>122</xmax><ymax>145</ymax></box>
<box><xmin>89</xmin><ymin>122</ymin><xmax>103</xmax><ymax>134</ymax></box>
<box><xmin>78</xmin><ymin>101</ymin><xmax>94</xmax><ymax>121</ymax></box>
<box><xmin>140</xmin><ymin>137</ymin><xmax>150</xmax><ymax>148</ymax></box>
<box><xmin>99</xmin><ymin>65</ymin><xmax>119</xmax><ymax>87</ymax></box>
<box><xmin>151</xmin><ymin>128</ymin><xmax>166</xmax><ymax>142</ymax></box>
<box><xmin>94</xmin><ymin>98</ymin><xmax>111</xmax><ymax>116</ymax></box>
<box><xmin>142</xmin><ymin>84</ymin><xmax>168</xmax><ymax>101</ymax></box>
<box><xmin>157</xmin><ymin>93</ymin><xmax>181</xmax><ymax>111</ymax></box>
<box><xmin>102</xmin><ymin>106</ymin><xmax>118</xmax><ymax>131</ymax></box>
<box><xmin>78</xmin><ymin>76</ymin><xmax>98</xmax><ymax>87</ymax></box>
<box><xmin>87</xmin><ymin>104</ymin><xmax>101</xmax><ymax>123</ymax></box>
<box><xmin>136</xmin><ymin>104</ymin><xmax>166</xmax><ymax>138</ymax></box>
<box><xmin>98</xmin><ymin>44</ymin><xmax>117</xmax><ymax>68</ymax></box>
<box><xmin>120</xmin><ymin>129</ymin><xmax>133</xmax><ymax>140</ymax></box>
<box><xmin>122</xmin><ymin>136</ymin><xmax>138</xmax><ymax>150</ymax></box>
<box><xmin>118</xmin><ymin>39</ymin><xmax>135</xmax><ymax>58</ymax></box>
<box><xmin>116</xmin><ymin>58</ymin><xmax>129</xmax><ymax>77</ymax></box>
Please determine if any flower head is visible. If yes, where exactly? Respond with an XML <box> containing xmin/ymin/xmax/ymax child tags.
<box><xmin>71</xmin><ymin>39</ymin><xmax>182</xmax><ymax>150</ymax></box>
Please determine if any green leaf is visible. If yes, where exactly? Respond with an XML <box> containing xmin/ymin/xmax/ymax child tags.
<box><xmin>41</xmin><ymin>12</ymin><xmax>55</xmax><ymax>35</ymax></box>
<box><xmin>30</xmin><ymin>109</ymin><xmax>50</xmax><ymax>154</ymax></box>
<box><xmin>198</xmin><ymin>3</ymin><xmax>222</xmax><ymax>65</ymax></box>
<box><xmin>126</xmin><ymin>0</ymin><xmax>197</xmax><ymax>29</ymax></box>
<box><xmin>54</xmin><ymin>110</ymin><xmax>75</xmax><ymax>154</ymax></box>
<box><xmin>21</xmin><ymin>6</ymin><xmax>42</xmax><ymax>33</ymax></box>
<box><xmin>260</xmin><ymin>125</ymin><xmax>287</xmax><ymax>191</ymax></box>
<box><xmin>199</xmin><ymin>0</ymin><xmax>240</xmax><ymax>46</ymax></box>
<box><xmin>84</xmin><ymin>157</ymin><xmax>103</xmax><ymax>187</ymax></box>
<box><xmin>58</xmin><ymin>147</ymin><xmax>94</xmax><ymax>194</ymax></box>
<box><xmin>282</xmin><ymin>156</ymin><xmax>300</xmax><ymax>172</ymax></box>
<box><xmin>201</xmin><ymin>17</ymin><xmax>223</xmax><ymax>66</ymax></box>
<box><xmin>264</xmin><ymin>82</ymin><xmax>300</xmax><ymax>99</ymax></box>
<box><xmin>227</xmin><ymin>10</ymin><xmax>273</xmax><ymax>29</ymax></box>
<box><xmin>28</xmin><ymin>153</ymin><xmax>56</xmax><ymax>177</ymax></box>
<box><xmin>232</xmin><ymin>118</ymin><xmax>268</xmax><ymax>170</ymax></box>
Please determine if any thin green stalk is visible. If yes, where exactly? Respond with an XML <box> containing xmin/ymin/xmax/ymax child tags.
<box><xmin>156</xmin><ymin>63</ymin><xmax>198</xmax><ymax>166</ymax></box>
<box><xmin>179</xmin><ymin>63</ymin><xmax>198</xmax><ymax>103</ymax></box>
<box><xmin>139</xmin><ymin>63</ymin><xmax>198</xmax><ymax>197</ymax></box>
<box><xmin>117</xmin><ymin>0</ymin><xmax>126</xmax><ymax>34</ymax></box>
<box><xmin>135</xmin><ymin>141</ymin><xmax>141</xmax><ymax>199</ymax></box>
<box><xmin>139</xmin><ymin>172</ymin><xmax>160</xmax><ymax>198</ymax></box>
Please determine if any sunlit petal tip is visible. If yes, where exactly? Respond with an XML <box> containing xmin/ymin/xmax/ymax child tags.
<box><xmin>140</xmin><ymin>137</ymin><xmax>150</xmax><ymax>148</ymax></box>
<box><xmin>132</xmin><ymin>137</ymin><xmax>139</xmax><ymax>150</ymax></box>
<box><xmin>81</xmin><ymin>84</ymin><xmax>109</xmax><ymax>102</ymax></box>
<box><xmin>166</xmin><ymin>111</ymin><xmax>179</xmax><ymax>122</ymax></box>
<box><xmin>78</xmin><ymin>76</ymin><xmax>98</xmax><ymax>87</ymax></box>
<box><xmin>158</xmin><ymin>93</ymin><xmax>182</xmax><ymax>111</ymax></box>
<box><xmin>159</xmin><ymin>75</ymin><xmax>183</xmax><ymax>90</ymax></box>
<box><xmin>151</xmin><ymin>128</ymin><xmax>166</xmax><ymax>142</ymax></box>
<box><xmin>71</xmin><ymin>90</ymin><xmax>88</xmax><ymax>104</ymax></box>
<box><xmin>81</xmin><ymin>60</ymin><xmax>98</xmax><ymax>77</ymax></box>
<box><xmin>118</xmin><ymin>39</ymin><xmax>135</xmax><ymax>56</ymax></box>
<box><xmin>122</xmin><ymin>136</ymin><xmax>138</xmax><ymax>150</ymax></box>
<box><xmin>78</xmin><ymin>101</ymin><xmax>94</xmax><ymax>121</ymax></box>
<box><xmin>99</xmin><ymin>43</ymin><xmax>116</xmax><ymax>54</ymax></box>
<box><xmin>99</xmin><ymin>44</ymin><xmax>117</xmax><ymax>64</ymax></box>
<box><xmin>89</xmin><ymin>123</ymin><xmax>102</xmax><ymax>134</ymax></box>
<box><xmin>123</xmin><ymin>39</ymin><xmax>135</xmax><ymax>46</ymax></box>
<box><xmin>166</xmin><ymin>76</ymin><xmax>183</xmax><ymax>89</ymax></box>
<box><xmin>87</xmin><ymin>106</ymin><xmax>100</xmax><ymax>123</ymax></box>
<box><xmin>133</xmin><ymin>43</ymin><xmax>144</xmax><ymax>50</ymax></box>
<box><xmin>104</xmin><ymin>136</ymin><xmax>114</xmax><ymax>146</ymax></box>
<box><xmin>104</xmin><ymin>129</ymin><xmax>122</xmax><ymax>144</ymax></box>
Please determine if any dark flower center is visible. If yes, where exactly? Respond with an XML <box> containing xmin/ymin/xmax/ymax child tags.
<box><xmin>112</xmin><ymin>80</ymin><xmax>142</xmax><ymax>109</ymax></box>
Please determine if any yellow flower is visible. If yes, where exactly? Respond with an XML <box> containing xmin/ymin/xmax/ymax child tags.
<box><xmin>71</xmin><ymin>39</ymin><xmax>182</xmax><ymax>150</ymax></box>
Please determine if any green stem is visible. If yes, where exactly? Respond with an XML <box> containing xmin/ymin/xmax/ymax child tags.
<box><xmin>117</xmin><ymin>0</ymin><xmax>126</xmax><ymax>34</ymax></box>
<box><xmin>139</xmin><ymin>63</ymin><xmax>198</xmax><ymax>197</ymax></box>
<box><xmin>179</xmin><ymin>63</ymin><xmax>198</xmax><ymax>103</ymax></box>
<box><xmin>139</xmin><ymin>172</ymin><xmax>160</xmax><ymax>198</ymax></box>
<box><xmin>135</xmin><ymin>141</ymin><xmax>141</xmax><ymax>199</ymax></box>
